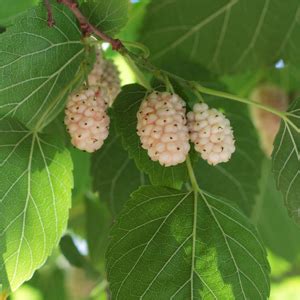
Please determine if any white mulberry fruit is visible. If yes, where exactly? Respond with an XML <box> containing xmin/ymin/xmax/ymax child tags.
<box><xmin>88</xmin><ymin>47</ymin><xmax>120</xmax><ymax>106</ymax></box>
<box><xmin>99</xmin><ymin>60</ymin><xmax>121</xmax><ymax>106</ymax></box>
<box><xmin>250</xmin><ymin>84</ymin><xmax>288</xmax><ymax>156</ymax></box>
<box><xmin>187</xmin><ymin>103</ymin><xmax>235</xmax><ymax>165</ymax></box>
<box><xmin>64</xmin><ymin>86</ymin><xmax>110</xmax><ymax>153</ymax></box>
<box><xmin>87</xmin><ymin>47</ymin><xmax>104</xmax><ymax>86</ymax></box>
<box><xmin>136</xmin><ymin>91</ymin><xmax>190</xmax><ymax>167</ymax></box>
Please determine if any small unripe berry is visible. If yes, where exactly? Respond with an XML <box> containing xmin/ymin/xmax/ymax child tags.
<box><xmin>87</xmin><ymin>47</ymin><xmax>120</xmax><ymax>106</ymax></box>
<box><xmin>136</xmin><ymin>91</ymin><xmax>190</xmax><ymax>167</ymax></box>
<box><xmin>188</xmin><ymin>103</ymin><xmax>235</xmax><ymax>165</ymax></box>
<box><xmin>250</xmin><ymin>84</ymin><xmax>288</xmax><ymax>156</ymax></box>
<box><xmin>87</xmin><ymin>47</ymin><xmax>104</xmax><ymax>86</ymax></box>
<box><xmin>100</xmin><ymin>60</ymin><xmax>121</xmax><ymax>106</ymax></box>
<box><xmin>64</xmin><ymin>86</ymin><xmax>110</xmax><ymax>153</ymax></box>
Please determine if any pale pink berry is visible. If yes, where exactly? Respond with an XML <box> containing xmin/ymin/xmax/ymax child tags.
<box><xmin>87</xmin><ymin>47</ymin><xmax>104</xmax><ymax>86</ymax></box>
<box><xmin>188</xmin><ymin>103</ymin><xmax>235</xmax><ymax>165</ymax></box>
<box><xmin>100</xmin><ymin>60</ymin><xmax>121</xmax><ymax>106</ymax></box>
<box><xmin>87</xmin><ymin>47</ymin><xmax>120</xmax><ymax>106</ymax></box>
<box><xmin>137</xmin><ymin>91</ymin><xmax>190</xmax><ymax>167</ymax></box>
<box><xmin>64</xmin><ymin>86</ymin><xmax>110</xmax><ymax>153</ymax></box>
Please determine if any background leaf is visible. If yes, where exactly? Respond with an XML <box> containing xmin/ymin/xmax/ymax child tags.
<box><xmin>272</xmin><ymin>98</ymin><xmax>300</xmax><ymax>223</ymax></box>
<box><xmin>80</xmin><ymin>0</ymin><xmax>129</xmax><ymax>37</ymax></box>
<box><xmin>29</xmin><ymin>266</ymin><xmax>68</xmax><ymax>300</ymax></box>
<box><xmin>118</xmin><ymin>0</ymin><xmax>151</xmax><ymax>41</ymax></box>
<box><xmin>0</xmin><ymin>0</ymin><xmax>40</xmax><ymax>26</ymax></box>
<box><xmin>91</xmin><ymin>124</ymin><xmax>148</xmax><ymax>216</ymax></box>
<box><xmin>85</xmin><ymin>194</ymin><xmax>111</xmax><ymax>272</ymax></box>
<box><xmin>0</xmin><ymin>1</ymin><xmax>85</xmax><ymax>130</ymax></box>
<box><xmin>113</xmin><ymin>84</ymin><xmax>188</xmax><ymax>189</ymax></box>
<box><xmin>140</xmin><ymin>0</ymin><xmax>300</xmax><ymax>75</ymax></box>
<box><xmin>0</xmin><ymin>119</ymin><xmax>73</xmax><ymax>292</ymax></box>
<box><xmin>106</xmin><ymin>186</ymin><xmax>270</xmax><ymax>299</ymax></box>
<box><xmin>70</xmin><ymin>148</ymin><xmax>92</xmax><ymax>201</ymax></box>
<box><xmin>60</xmin><ymin>235</ymin><xmax>88</xmax><ymax>270</ymax></box>
<box><xmin>254</xmin><ymin>159</ymin><xmax>300</xmax><ymax>262</ymax></box>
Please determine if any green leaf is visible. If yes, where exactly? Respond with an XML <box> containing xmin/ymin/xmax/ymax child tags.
<box><xmin>85</xmin><ymin>194</ymin><xmax>111</xmax><ymax>272</ymax></box>
<box><xmin>92</xmin><ymin>124</ymin><xmax>148</xmax><ymax>216</ymax></box>
<box><xmin>60</xmin><ymin>235</ymin><xmax>87</xmax><ymax>269</ymax></box>
<box><xmin>118</xmin><ymin>0</ymin><xmax>151</xmax><ymax>41</ymax></box>
<box><xmin>272</xmin><ymin>98</ymin><xmax>300</xmax><ymax>223</ymax></box>
<box><xmin>0</xmin><ymin>119</ymin><xmax>73</xmax><ymax>292</ymax></box>
<box><xmin>70</xmin><ymin>148</ymin><xmax>92</xmax><ymax>201</ymax></box>
<box><xmin>195</xmin><ymin>96</ymin><xmax>264</xmax><ymax>216</ymax></box>
<box><xmin>0</xmin><ymin>0</ymin><xmax>40</xmax><ymax>26</ymax></box>
<box><xmin>268</xmin><ymin>64</ymin><xmax>300</xmax><ymax>93</ymax></box>
<box><xmin>113</xmin><ymin>84</ymin><xmax>188</xmax><ymax>189</ymax></box>
<box><xmin>141</xmin><ymin>0</ymin><xmax>300</xmax><ymax>74</ymax></box>
<box><xmin>0</xmin><ymin>1</ymin><xmax>85</xmax><ymax>130</ymax></box>
<box><xmin>254</xmin><ymin>159</ymin><xmax>300</xmax><ymax>262</ymax></box>
<box><xmin>80</xmin><ymin>0</ymin><xmax>129</xmax><ymax>37</ymax></box>
<box><xmin>106</xmin><ymin>186</ymin><xmax>270</xmax><ymax>299</ymax></box>
<box><xmin>29</xmin><ymin>266</ymin><xmax>68</xmax><ymax>300</ymax></box>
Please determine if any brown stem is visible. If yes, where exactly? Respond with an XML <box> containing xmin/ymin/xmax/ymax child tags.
<box><xmin>57</xmin><ymin>0</ymin><xmax>123</xmax><ymax>50</ymax></box>
<box><xmin>44</xmin><ymin>0</ymin><xmax>55</xmax><ymax>27</ymax></box>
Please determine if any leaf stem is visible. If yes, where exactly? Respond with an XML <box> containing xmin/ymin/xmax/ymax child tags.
<box><xmin>122</xmin><ymin>40</ymin><xmax>150</xmax><ymax>58</ymax></box>
<box><xmin>186</xmin><ymin>157</ymin><xmax>200</xmax><ymax>193</ymax></box>
<box><xmin>163</xmin><ymin>74</ymin><xmax>175</xmax><ymax>93</ymax></box>
<box><xmin>44</xmin><ymin>0</ymin><xmax>55</xmax><ymax>27</ymax></box>
<box><xmin>193</xmin><ymin>82</ymin><xmax>286</xmax><ymax>118</ymax></box>
<box><xmin>90</xmin><ymin>279</ymin><xmax>109</xmax><ymax>297</ymax></box>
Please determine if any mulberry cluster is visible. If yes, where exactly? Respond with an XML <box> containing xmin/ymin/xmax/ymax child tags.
<box><xmin>64</xmin><ymin>86</ymin><xmax>110</xmax><ymax>153</ymax></box>
<box><xmin>65</xmin><ymin>47</ymin><xmax>121</xmax><ymax>152</ymax></box>
<box><xmin>187</xmin><ymin>103</ymin><xmax>235</xmax><ymax>165</ymax></box>
<box><xmin>136</xmin><ymin>92</ymin><xmax>190</xmax><ymax>167</ymax></box>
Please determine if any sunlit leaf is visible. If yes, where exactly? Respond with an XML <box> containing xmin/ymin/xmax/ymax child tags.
<box><xmin>0</xmin><ymin>119</ymin><xmax>73</xmax><ymax>292</ymax></box>
<box><xmin>107</xmin><ymin>186</ymin><xmax>270</xmax><ymax>299</ymax></box>
<box><xmin>0</xmin><ymin>1</ymin><xmax>85</xmax><ymax>130</ymax></box>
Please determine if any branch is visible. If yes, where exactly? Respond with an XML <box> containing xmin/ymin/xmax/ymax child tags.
<box><xmin>44</xmin><ymin>0</ymin><xmax>55</xmax><ymax>27</ymax></box>
<box><xmin>57</xmin><ymin>0</ymin><xmax>123</xmax><ymax>50</ymax></box>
